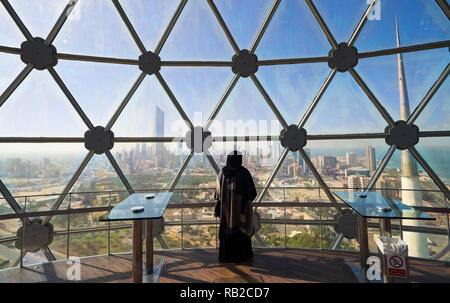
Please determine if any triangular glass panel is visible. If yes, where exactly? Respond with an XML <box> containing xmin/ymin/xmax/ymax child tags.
<box><xmin>0</xmin><ymin>4</ymin><xmax>24</xmax><ymax>46</ymax></box>
<box><xmin>303</xmin><ymin>71</ymin><xmax>387</xmax><ymax>134</ymax></box>
<box><xmin>119</xmin><ymin>0</ymin><xmax>182</xmax><ymax>51</ymax></box>
<box><xmin>70</xmin><ymin>153</ymin><xmax>130</xmax><ymax>207</ymax></box>
<box><xmin>210</xmin><ymin>77</ymin><xmax>283</xmax><ymax>137</ymax></box>
<box><xmin>416</xmin><ymin>137</ymin><xmax>450</xmax><ymax>189</ymax></box>
<box><xmin>160</xmin><ymin>67</ymin><xmax>234</xmax><ymax>126</ymax></box>
<box><xmin>0</xmin><ymin>53</ymin><xmax>26</xmax><ymax>96</ymax></box>
<box><xmin>257</xmin><ymin>0</ymin><xmax>331</xmax><ymax>59</ymax></box>
<box><xmin>9</xmin><ymin>0</ymin><xmax>67</xmax><ymax>39</ymax></box>
<box><xmin>52</xmin><ymin>0</ymin><xmax>141</xmax><ymax>59</ymax></box>
<box><xmin>356</xmin><ymin>48</ymin><xmax>449</xmax><ymax>122</ymax></box>
<box><xmin>0</xmin><ymin>70</ymin><xmax>88</xmax><ymax>136</ymax></box>
<box><xmin>312</xmin><ymin>0</ymin><xmax>370</xmax><ymax>44</ymax></box>
<box><xmin>356</xmin><ymin>0</ymin><xmax>450</xmax><ymax>53</ymax></box>
<box><xmin>55</xmin><ymin>60</ymin><xmax>142</xmax><ymax>127</ymax></box>
<box><xmin>159</xmin><ymin>0</ymin><xmax>235</xmax><ymax>60</ymax></box>
<box><xmin>415</xmin><ymin>75</ymin><xmax>449</xmax><ymax>132</ymax></box>
<box><xmin>111</xmin><ymin>142</ymin><xmax>188</xmax><ymax>190</ymax></box>
<box><xmin>0</xmin><ymin>143</ymin><xmax>87</xmax><ymax>209</ymax></box>
<box><xmin>257</xmin><ymin>63</ymin><xmax>331</xmax><ymax>125</ymax></box>
<box><xmin>112</xmin><ymin>75</ymin><xmax>190</xmax><ymax>137</ymax></box>
<box><xmin>214</xmin><ymin>0</ymin><xmax>274</xmax><ymax>50</ymax></box>
<box><xmin>383</xmin><ymin>149</ymin><xmax>444</xmax><ymax>207</ymax></box>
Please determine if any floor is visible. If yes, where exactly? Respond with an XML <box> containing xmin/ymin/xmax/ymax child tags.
<box><xmin>0</xmin><ymin>248</ymin><xmax>448</xmax><ymax>283</ymax></box>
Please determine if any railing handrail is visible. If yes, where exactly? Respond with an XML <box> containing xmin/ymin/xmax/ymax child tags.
<box><xmin>0</xmin><ymin>185</ymin><xmax>447</xmax><ymax>200</ymax></box>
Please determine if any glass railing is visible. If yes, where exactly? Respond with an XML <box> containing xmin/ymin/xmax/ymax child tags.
<box><xmin>0</xmin><ymin>186</ymin><xmax>448</xmax><ymax>270</ymax></box>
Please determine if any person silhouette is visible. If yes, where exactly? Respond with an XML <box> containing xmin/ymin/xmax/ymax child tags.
<box><xmin>214</xmin><ymin>150</ymin><xmax>257</xmax><ymax>262</ymax></box>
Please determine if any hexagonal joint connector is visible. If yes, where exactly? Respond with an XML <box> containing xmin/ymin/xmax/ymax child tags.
<box><xmin>185</xmin><ymin>126</ymin><xmax>212</xmax><ymax>154</ymax></box>
<box><xmin>280</xmin><ymin>125</ymin><xmax>307</xmax><ymax>152</ymax></box>
<box><xmin>385</xmin><ymin>120</ymin><xmax>419</xmax><ymax>150</ymax></box>
<box><xmin>20</xmin><ymin>37</ymin><xmax>58</xmax><ymax>70</ymax></box>
<box><xmin>232</xmin><ymin>49</ymin><xmax>258</xmax><ymax>78</ymax></box>
<box><xmin>333</xmin><ymin>209</ymin><xmax>358</xmax><ymax>239</ymax></box>
<box><xmin>139</xmin><ymin>51</ymin><xmax>161</xmax><ymax>75</ymax></box>
<box><xmin>15</xmin><ymin>218</ymin><xmax>54</xmax><ymax>252</ymax></box>
<box><xmin>328</xmin><ymin>42</ymin><xmax>358</xmax><ymax>72</ymax></box>
<box><xmin>84</xmin><ymin>126</ymin><xmax>114</xmax><ymax>154</ymax></box>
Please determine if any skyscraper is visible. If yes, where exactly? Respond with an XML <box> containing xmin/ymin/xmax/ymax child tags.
<box><xmin>365</xmin><ymin>146</ymin><xmax>376</xmax><ymax>172</ymax></box>
<box><xmin>303</xmin><ymin>148</ymin><xmax>311</xmax><ymax>175</ymax></box>
<box><xmin>155</xmin><ymin>106</ymin><xmax>165</xmax><ymax>137</ymax></box>
<box><xmin>155</xmin><ymin>106</ymin><xmax>165</xmax><ymax>165</ymax></box>
<box><xmin>396</xmin><ymin>20</ymin><xmax>428</xmax><ymax>258</ymax></box>
<box><xmin>346</xmin><ymin>152</ymin><xmax>357</xmax><ymax>166</ymax></box>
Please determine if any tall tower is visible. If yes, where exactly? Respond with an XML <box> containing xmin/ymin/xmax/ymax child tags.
<box><xmin>396</xmin><ymin>19</ymin><xmax>429</xmax><ymax>258</ymax></box>
<box><xmin>155</xmin><ymin>106</ymin><xmax>165</xmax><ymax>165</ymax></box>
<box><xmin>365</xmin><ymin>146</ymin><xmax>376</xmax><ymax>173</ymax></box>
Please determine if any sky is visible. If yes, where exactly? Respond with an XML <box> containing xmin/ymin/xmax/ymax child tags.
<box><xmin>0</xmin><ymin>0</ymin><xmax>449</xmax><ymax>157</ymax></box>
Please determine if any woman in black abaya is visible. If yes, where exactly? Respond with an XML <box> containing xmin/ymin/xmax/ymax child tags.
<box><xmin>214</xmin><ymin>150</ymin><xmax>257</xmax><ymax>263</ymax></box>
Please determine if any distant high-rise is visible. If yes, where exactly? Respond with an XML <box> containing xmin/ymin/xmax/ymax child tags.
<box><xmin>365</xmin><ymin>146</ymin><xmax>376</xmax><ymax>172</ymax></box>
<box><xmin>396</xmin><ymin>20</ymin><xmax>428</xmax><ymax>258</ymax></box>
<box><xmin>303</xmin><ymin>148</ymin><xmax>311</xmax><ymax>175</ymax></box>
<box><xmin>155</xmin><ymin>106</ymin><xmax>165</xmax><ymax>137</ymax></box>
<box><xmin>155</xmin><ymin>106</ymin><xmax>165</xmax><ymax>159</ymax></box>
<box><xmin>346</xmin><ymin>152</ymin><xmax>357</xmax><ymax>167</ymax></box>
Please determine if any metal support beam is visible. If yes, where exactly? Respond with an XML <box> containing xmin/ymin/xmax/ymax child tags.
<box><xmin>298</xmin><ymin>69</ymin><xmax>337</xmax><ymax>128</ymax></box>
<box><xmin>254</xmin><ymin>148</ymin><xmax>289</xmax><ymax>206</ymax></box>
<box><xmin>207</xmin><ymin>0</ymin><xmax>240</xmax><ymax>54</ymax></box>
<box><xmin>42</xmin><ymin>151</ymin><xmax>94</xmax><ymax>225</ymax></box>
<box><xmin>45</xmin><ymin>0</ymin><xmax>78</xmax><ymax>45</ymax></box>
<box><xmin>48</xmin><ymin>66</ymin><xmax>94</xmax><ymax>130</ymax></box>
<box><xmin>435</xmin><ymin>0</ymin><xmax>450</xmax><ymax>19</ymax></box>
<box><xmin>364</xmin><ymin>145</ymin><xmax>396</xmax><ymax>192</ymax></box>
<box><xmin>304</xmin><ymin>0</ymin><xmax>338</xmax><ymax>49</ymax></box>
<box><xmin>408</xmin><ymin>146</ymin><xmax>450</xmax><ymax>200</ymax></box>
<box><xmin>105</xmin><ymin>72</ymin><xmax>146</xmax><ymax>131</ymax></box>
<box><xmin>1</xmin><ymin>0</ymin><xmax>33</xmax><ymax>41</ymax></box>
<box><xmin>112</xmin><ymin>0</ymin><xmax>146</xmax><ymax>54</ymax></box>
<box><xmin>105</xmin><ymin>150</ymin><xmax>134</xmax><ymax>194</ymax></box>
<box><xmin>251</xmin><ymin>74</ymin><xmax>288</xmax><ymax>129</ymax></box>
<box><xmin>348</xmin><ymin>0</ymin><xmax>379</xmax><ymax>46</ymax></box>
<box><xmin>154</xmin><ymin>0</ymin><xmax>187</xmax><ymax>55</ymax></box>
<box><xmin>168</xmin><ymin>152</ymin><xmax>194</xmax><ymax>191</ymax></box>
<box><xmin>299</xmin><ymin>148</ymin><xmax>343</xmax><ymax>215</ymax></box>
<box><xmin>205</xmin><ymin>153</ymin><xmax>220</xmax><ymax>175</ymax></box>
<box><xmin>0</xmin><ymin>64</ymin><xmax>33</xmax><ymax>108</ymax></box>
<box><xmin>154</xmin><ymin>71</ymin><xmax>193</xmax><ymax>130</ymax></box>
<box><xmin>407</xmin><ymin>63</ymin><xmax>449</xmax><ymax>125</ymax></box>
<box><xmin>204</xmin><ymin>74</ymin><xmax>240</xmax><ymax>130</ymax></box>
<box><xmin>348</xmin><ymin>68</ymin><xmax>395</xmax><ymax>127</ymax></box>
<box><xmin>249</xmin><ymin>0</ymin><xmax>280</xmax><ymax>54</ymax></box>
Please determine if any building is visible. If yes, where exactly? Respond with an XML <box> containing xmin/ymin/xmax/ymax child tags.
<box><xmin>346</xmin><ymin>152</ymin><xmax>357</xmax><ymax>167</ymax></box>
<box><xmin>365</xmin><ymin>146</ymin><xmax>376</xmax><ymax>173</ymax></box>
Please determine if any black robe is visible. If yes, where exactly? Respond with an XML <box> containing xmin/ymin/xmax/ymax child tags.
<box><xmin>214</xmin><ymin>165</ymin><xmax>257</xmax><ymax>263</ymax></box>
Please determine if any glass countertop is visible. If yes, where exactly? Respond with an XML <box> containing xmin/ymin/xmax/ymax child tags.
<box><xmin>333</xmin><ymin>191</ymin><xmax>435</xmax><ymax>220</ymax></box>
<box><xmin>99</xmin><ymin>192</ymin><xmax>172</xmax><ymax>221</ymax></box>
